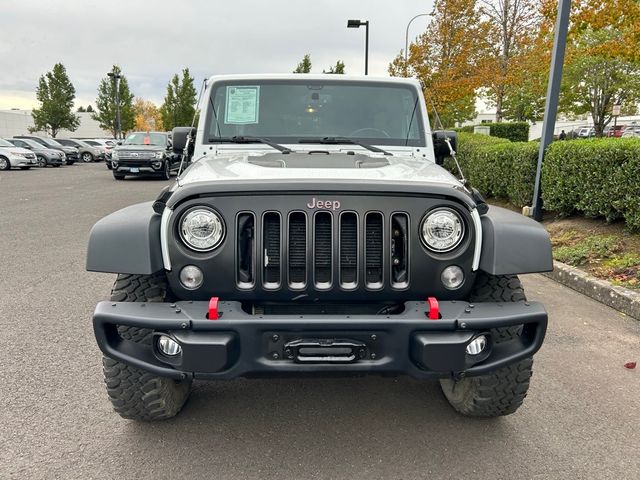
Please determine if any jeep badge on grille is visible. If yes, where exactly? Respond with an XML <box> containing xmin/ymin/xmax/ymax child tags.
<box><xmin>307</xmin><ymin>197</ymin><xmax>341</xmax><ymax>210</ymax></box>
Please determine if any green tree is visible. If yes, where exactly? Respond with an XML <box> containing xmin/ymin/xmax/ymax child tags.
<box><xmin>324</xmin><ymin>60</ymin><xmax>345</xmax><ymax>74</ymax></box>
<box><xmin>86</xmin><ymin>105</ymin><xmax>94</xmax><ymax>113</ymax></box>
<box><xmin>560</xmin><ymin>28</ymin><xmax>640</xmax><ymax>136</ymax></box>
<box><xmin>293</xmin><ymin>54</ymin><xmax>312</xmax><ymax>73</ymax></box>
<box><xmin>92</xmin><ymin>65</ymin><xmax>135</xmax><ymax>138</ymax></box>
<box><xmin>77</xmin><ymin>106</ymin><xmax>86</xmax><ymax>112</ymax></box>
<box><xmin>159</xmin><ymin>68</ymin><xmax>198</xmax><ymax>129</ymax></box>
<box><xmin>29</xmin><ymin>63</ymin><xmax>79</xmax><ymax>137</ymax></box>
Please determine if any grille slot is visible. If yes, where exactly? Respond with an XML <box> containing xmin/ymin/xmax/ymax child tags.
<box><xmin>263</xmin><ymin>212</ymin><xmax>281</xmax><ymax>288</ymax></box>
<box><xmin>314</xmin><ymin>212</ymin><xmax>333</xmax><ymax>287</ymax></box>
<box><xmin>236</xmin><ymin>212</ymin><xmax>255</xmax><ymax>288</ymax></box>
<box><xmin>365</xmin><ymin>213</ymin><xmax>383</xmax><ymax>288</ymax></box>
<box><xmin>339</xmin><ymin>212</ymin><xmax>358</xmax><ymax>288</ymax></box>
<box><xmin>288</xmin><ymin>212</ymin><xmax>307</xmax><ymax>287</ymax></box>
<box><xmin>391</xmin><ymin>213</ymin><xmax>409</xmax><ymax>288</ymax></box>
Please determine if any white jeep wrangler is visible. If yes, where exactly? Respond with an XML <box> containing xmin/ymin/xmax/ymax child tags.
<box><xmin>87</xmin><ymin>74</ymin><xmax>553</xmax><ymax>420</ymax></box>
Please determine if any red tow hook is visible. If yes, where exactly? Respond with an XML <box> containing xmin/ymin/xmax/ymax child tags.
<box><xmin>208</xmin><ymin>297</ymin><xmax>220</xmax><ymax>320</ymax></box>
<box><xmin>427</xmin><ymin>297</ymin><xmax>439</xmax><ymax>320</ymax></box>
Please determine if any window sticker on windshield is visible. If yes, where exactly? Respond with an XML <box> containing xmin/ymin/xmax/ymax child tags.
<box><xmin>224</xmin><ymin>86</ymin><xmax>260</xmax><ymax>124</ymax></box>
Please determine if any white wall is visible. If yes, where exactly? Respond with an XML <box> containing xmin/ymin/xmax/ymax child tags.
<box><xmin>0</xmin><ymin>110</ymin><xmax>112</xmax><ymax>139</ymax></box>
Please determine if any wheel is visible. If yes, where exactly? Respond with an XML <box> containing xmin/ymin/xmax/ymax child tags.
<box><xmin>102</xmin><ymin>273</ymin><xmax>192</xmax><ymax>421</ymax></box>
<box><xmin>106</xmin><ymin>162</ymin><xmax>112</xmax><ymax>170</ymax></box>
<box><xmin>0</xmin><ymin>156</ymin><xmax>10</xmax><ymax>170</ymax></box>
<box><xmin>161</xmin><ymin>160</ymin><xmax>171</xmax><ymax>180</ymax></box>
<box><xmin>37</xmin><ymin>156</ymin><xmax>47</xmax><ymax>167</ymax></box>
<box><xmin>113</xmin><ymin>172</ymin><xmax>125</xmax><ymax>180</ymax></box>
<box><xmin>439</xmin><ymin>272</ymin><xmax>533</xmax><ymax>417</ymax></box>
<box><xmin>81</xmin><ymin>152</ymin><xmax>94</xmax><ymax>163</ymax></box>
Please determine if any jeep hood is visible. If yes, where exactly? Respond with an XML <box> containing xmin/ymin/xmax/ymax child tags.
<box><xmin>117</xmin><ymin>145</ymin><xmax>165</xmax><ymax>151</ymax></box>
<box><xmin>177</xmin><ymin>152</ymin><xmax>462</xmax><ymax>187</ymax></box>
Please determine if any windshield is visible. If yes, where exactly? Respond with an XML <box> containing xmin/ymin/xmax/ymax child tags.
<box><xmin>17</xmin><ymin>139</ymin><xmax>41</xmax><ymax>149</ymax></box>
<box><xmin>206</xmin><ymin>80</ymin><xmax>425</xmax><ymax>147</ymax></box>
<box><xmin>123</xmin><ymin>132</ymin><xmax>167</xmax><ymax>146</ymax></box>
<box><xmin>40</xmin><ymin>137</ymin><xmax>63</xmax><ymax>147</ymax></box>
<box><xmin>0</xmin><ymin>138</ymin><xmax>14</xmax><ymax>147</ymax></box>
<box><xmin>85</xmin><ymin>140</ymin><xmax>100</xmax><ymax>146</ymax></box>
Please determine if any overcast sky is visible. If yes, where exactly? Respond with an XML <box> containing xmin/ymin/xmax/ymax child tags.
<box><xmin>0</xmin><ymin>0</ymin><xmax>435</xmax><ymax>110</ymax></box>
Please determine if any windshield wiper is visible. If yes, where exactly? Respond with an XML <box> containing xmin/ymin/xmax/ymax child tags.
<box><xmin>298</xmin><ymin>137</ymin><xmax>392</xmax><ymax>156</ymax></box>
<box><xmin>207</xmin><ymin>136</ymin><xmax>292</xmax><ymax>154</ymax></box>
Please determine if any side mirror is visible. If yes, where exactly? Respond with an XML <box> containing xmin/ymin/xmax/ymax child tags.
<box><xmin>432</xmin><ymin>130</ymin><xmax>458</xmax><ymax>166</ymax></box>
<box><xmin>172</xmin><ymin>126</ymin><xmax>196</xmax><ymax>154</ymax></box>
<box><xmin>117</xmin><ymin>141</ymin><xmax>122</xmax><ymax>146</ymax></box>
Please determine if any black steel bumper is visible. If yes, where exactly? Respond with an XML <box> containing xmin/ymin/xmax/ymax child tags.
<box><xmin>92</xmin><ymin>300</ymin><xmax>547</xmax><ymax>380</ymax></box>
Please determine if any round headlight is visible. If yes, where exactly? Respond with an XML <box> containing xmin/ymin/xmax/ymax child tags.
<box><xmin>421</xmin><ymin>208</ymin><xmax>464</xmax><ymax>252</ymax></box>
<box><xmin>179</xmin><ymin>207</ymin><xmax>224</xmax><ymax>251</ymax></box>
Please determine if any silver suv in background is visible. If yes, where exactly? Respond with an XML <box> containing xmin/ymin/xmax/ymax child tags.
<box><xmin>58</xmin><ymin>138</ymin><xmax>105</xmax><ymax>163</ymax></box>
<box><xmin>0</xmin><ymin>138</ymin><xmax>38</xmax><ymax>170</ymax></box>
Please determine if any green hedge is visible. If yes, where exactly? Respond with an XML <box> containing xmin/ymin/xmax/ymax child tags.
<box><xmin>450</xmin><ymin>133</ymin><xmax>537</xmax><ymax>208</ymax></box>
<box><xmin>453</xmin><ymin>134</ymin><xmax>640</xmax><ymax>231</ymax></box>
<box><xmin>455</xmin><ymin>122</ymin><xmax>530</xmax><ymax>142</ymax></box>
<box><xmin>542</xmin><ymin>138</ymin><xmax>640</xmax><ymax>230</ymax></box>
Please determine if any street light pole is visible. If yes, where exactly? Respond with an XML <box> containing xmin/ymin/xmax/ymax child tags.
<box><xmin>405</xmin><ymin>13</ymin><xmax>431</xmax><ymax>73</ymax></box>
<box><xmin>347</xmin><ymin>19</ymin><xmax>370</xmax><ymax>75</ymax></box>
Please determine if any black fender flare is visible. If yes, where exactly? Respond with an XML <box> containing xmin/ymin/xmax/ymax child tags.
<box><xmin>86</xmin><ymin>202</ymin><xmax>164</xmax><ymax>275</ymax></box>
<box><xmin>479</xmin><ymin>206</ymin><xmax>553</xmax><ymax>275</ymax></box>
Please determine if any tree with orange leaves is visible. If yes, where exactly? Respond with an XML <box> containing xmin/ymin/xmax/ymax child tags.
<box><xmin>133</xmin><ymin>98</ymin><xmax>163</xmax><ymax>132</ymax></box>
<box><xmin>389</xmin><ymin>0</ymin><xmax>489</xmax><ymax>128</ymax></box>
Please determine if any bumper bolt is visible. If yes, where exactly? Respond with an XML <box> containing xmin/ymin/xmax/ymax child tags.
<box><xmin>469</xmin><ymin>304</ymin><xmax>475</xmax><ymax>308</ymax></box>
<box><xmin>271</xmin><ymin>352</ymin><xmax>280</xmax><ymax>360</ymax></box>
<box><xmin>175</xmin><ymin>308</ymin><xmax>181</xmax><ymax>313</ymax></box>
<box><xmin>465</xmin><ymin>308</ymin><xmax>471</xmax><ymax>313</ymax></box>
<box><xmin>358</xmin><ymin>349</ymin><xmax>366</xmax><ymax>358</ymax></box>
<box><xmin>180</xmin><ymin>322</ymin><xmax>188</xmax><ymax>329</ymax></box>
<box><xmin>370</xmin><ymin>353</ymin><xmax>377</xmax><ymax>360</ymax></box>
<box><xmin>271</xmin><ymin>334</ymin><xmax>279</xmax><ymax>342</ymax></box>
<box><xmin>460</xmin><ymin>322</ymin><xmax>468</xmax><ymax>329</ymax></box>
<box><xmin>285</xmin><ymin>349</ymin><xmax>294</xmax><ymax>359</ymax></box>
<box><xmin>370</xmin><ymin>334</ymin><xmax>377</xmax><ymax>341</ymax></box>
<box><xmin>170</xmin><ymin>304</ymin><xmax>176</xmax><ymax>308</ymax></box>
<box><xmin>111</xmin><ymin>303</ymin><xmax>116</xmax><ymax>307</ymax></box>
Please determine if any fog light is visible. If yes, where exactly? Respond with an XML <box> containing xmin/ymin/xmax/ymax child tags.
<box><xmin>152</xmin><ymin>161</ymin><xmax>162</xmax><ymax>170</ymax></box>
<box><xmin>158</xmin><ymin>335</ymin><xmax>181</xmax><ymax>356</ymax></box>
<box><xmin>466</xmin><ymin>335</ymin><xmax>487</xmax><ymax>355</ymax></box>
<box><xmin>180</xmin><ymin>265</ymin><xmax>203</xmax><ymax>289</ymax></box>
<box><xmin>441</xmin><ymin>265</ymin><xmax>464</xmax><ymax>290</ymax></box>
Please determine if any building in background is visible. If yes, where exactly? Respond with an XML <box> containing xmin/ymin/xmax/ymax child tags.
<box><xmin>0</xmin><ymin>110</ymin><xmax>112</xmax><ymax>138</ymax></box>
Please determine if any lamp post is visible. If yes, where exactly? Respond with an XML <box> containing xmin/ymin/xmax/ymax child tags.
<box><xmin>404</xmin><ymin>13</ymin><xmax>432</xmax><ymax>75</ymax></box>
<box><xmin>347</xmin><ymin>19</ymin><xmax>369</xmax><ymax>75</ymax></box>
<box><xmin>107</xmin><ymin>71</ymin><xmax>122</xmax><ymax>139</ymax></box>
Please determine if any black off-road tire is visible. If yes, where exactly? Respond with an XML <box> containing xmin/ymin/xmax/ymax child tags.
<box><xmin>113</xmin><ymin>172</ymin><xmax>125</xmax><ymax>180</ymax></box>
<box><xmin>439</xmin><ymin>272</ymin><xmax>533</xmax><ymax>417</ymax></box>
<box><xmin>102</xmin><ymin>273</ymin><xmax>191</xmax><ymax>421</ymax></box>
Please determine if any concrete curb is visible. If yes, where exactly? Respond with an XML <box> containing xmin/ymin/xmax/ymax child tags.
<box><xmin>542</xmin><ymin>261</ymin><xmax>640</xmax><ymax>320</ymax></box>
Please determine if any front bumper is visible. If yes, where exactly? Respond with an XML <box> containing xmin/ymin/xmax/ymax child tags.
<box><xmin>10</xmin><ymin>154</ymin><xmax>37</xmax><ymax>166</ymax></box>
<box><xmin>93</xmin><ymin>299</ymin><xmax>547</xmax><ymax>380</ymax></box>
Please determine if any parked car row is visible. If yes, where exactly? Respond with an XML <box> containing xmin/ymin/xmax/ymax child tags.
<box><xmin>0</xmin><ymin>134</ymin><xmax>117</xmax><ymax>170</ymax></box>
<box><xmin>566</xmin><ymin>123</ymin><xmax>640</xmax><ymax>139</ymax></box>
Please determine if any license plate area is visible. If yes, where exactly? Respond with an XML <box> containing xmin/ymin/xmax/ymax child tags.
<box><xmin>130</xmin><ymin>167</ymin><xmax>139</xmax><ymax>173</ymax></box>
<box><xmin>265</xmin><ymin>332</ymin><xmax>381</xmax><ymax>363</ymax></box>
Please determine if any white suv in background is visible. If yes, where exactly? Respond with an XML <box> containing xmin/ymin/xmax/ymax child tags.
<box><xmin>0</xmin><ymin>138</ymin><xmax>38</xmax><ymax>170</ymax></box>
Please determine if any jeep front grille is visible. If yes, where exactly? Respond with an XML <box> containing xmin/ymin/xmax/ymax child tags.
<box><xmin>235</xmin><ymin>210</ymin><xmax>410</xmax><ymax>291</ymax></box>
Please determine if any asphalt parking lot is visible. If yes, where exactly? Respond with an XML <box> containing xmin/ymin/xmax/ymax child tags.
<box><xmin>1</xmin><ymin>163</ymin><xmax>639</xmax><ymax>480</ymax></box>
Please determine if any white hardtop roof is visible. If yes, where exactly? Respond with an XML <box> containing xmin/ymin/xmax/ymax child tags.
<box><xmin>206</xmin><ymin>73</ymin><xmax>421</xmax><ymax>88</ymax></box>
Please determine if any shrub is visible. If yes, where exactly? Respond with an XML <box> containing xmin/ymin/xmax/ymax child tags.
<box><xmin>454</xmin><ymin>134</ymin><xmax>640</xmax><ymax>231</ymax></box>
<box><xmin>452</xmin><ymin>133</ymin><xmax>536</xmax><ymax>207</ymax></box>
<box><xmin>454</xmin><ymin>122</ymin><xmax>530</xmax><ymax>142</ymax></box>
<box><xmin>542</xmin><ymin>138</ymin><xmax>640</xmax><ymax>229</ymax></box>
